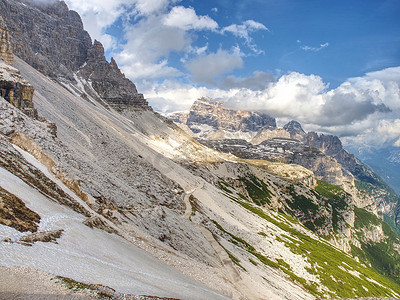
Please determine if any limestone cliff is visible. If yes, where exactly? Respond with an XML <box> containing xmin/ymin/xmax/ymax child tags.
<box><xmin>0</xmin><ymin>0</ymin><xmax>91</xmax><ymax>79</ymax></box>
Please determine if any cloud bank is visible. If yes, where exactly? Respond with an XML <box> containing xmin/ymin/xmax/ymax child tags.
<box><xmin>146</xmin><ymin>66</ymin><xmax>400</xmax><ymax>149</ymax></box>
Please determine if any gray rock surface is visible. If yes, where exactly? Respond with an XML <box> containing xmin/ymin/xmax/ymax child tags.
<box><xmin>183</xmin><ymin>97</ymin><xmax>276</xmax><ymax>133</ymax></box>
<box><xmin>0</xmin><ymin>0</ymin><xmax>91</xmax><ymax>80</ymax></box>
<box><xmin>0</xmin><ymin>0</ymin><xmax>150</xmax><ymax>111</ymax></box>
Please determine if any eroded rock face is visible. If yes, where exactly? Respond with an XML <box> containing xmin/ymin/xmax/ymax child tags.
<box><xmin>78</xmin><ymin>40</ymin><xmax>150</xmax><ymax>111</ymax></box>
<box><xmin>0</xmin><ymin>0</ymin><xmax>91</xmax><ymax>80</ymax></box>
<box><xmin>0</xmin><ymin>16</ymin><xmax>13</xmax><ymax>65</ymax></box>
<box><xmin>0</xmin><ymin>59</ymin><xmax>36</xmax><ymax>118</ymax></box>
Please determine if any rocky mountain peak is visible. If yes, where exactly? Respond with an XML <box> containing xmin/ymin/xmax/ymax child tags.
<box><xmin>283</xmin><ymin>120</ymin><xmax>305</xmax><ymax>139</ymax></box>
<box><xmin>78</xmin><ymin>39</ymin><xmax>150</xmax><ymax>111</ymax></box>
<box><xmin>0</xmin><ymin>0</ymin><xmax>150</xmax><ymax>111</ymax></box>
<box><xmin>0</xmin><ymin>16</ymin><xmax>13</xmax><ymax>65</ymax></box>
<box><xmin>186</xmin><ymin>97</ymin><xmax>276</xmax><ymax>135</ymax></box>
<box><xmin>304</xmin><ymin>132</ymin><xmax>343</xmax><ymax>156</ymax></box>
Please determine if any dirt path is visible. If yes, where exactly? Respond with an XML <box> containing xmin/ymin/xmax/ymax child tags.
<box><xmin>182</xmin><ymin>182</ymin><xmax>242</xmax><ymax>290</ymax></box>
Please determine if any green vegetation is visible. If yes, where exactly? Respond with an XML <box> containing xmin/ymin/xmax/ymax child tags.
<box><xmin>188</xmin><ymin>194</ymin><xmax>201</xmax><ymax>219</ymax></box>
<box><xmin>314</xmin><ymin>180</ymin><xmax>350</xmax><ymax>231</ymax></box>
<box><xmin>356</xmin><ymin>179</ymin><xmax>400</xmax><ymax>239</ymax></box>
<box><xmin>57</xmin><ymin>276</ymin><xmax>93</xmax><ymax>291</ymax></box>
<box><xmin>211</xmin><ymin>232</ymin><xmax>246</xmax><ymax>271</ymax></box>
<box><xmin>217</xmin><ymin>180</ymin><xmax>234</xmax><ymax>194</ymax></box>
<box><xmin>215</xmin><ymin>174</ymin><xmax>400</xmax><ymax>297</ymax></box>
<box><xmin>354</xmin><ymin>207</ymin><xmax>380</xmax><ymax>229</ymax></box>
<box><xmin>353</xmin><ymin>207</ymin><xmax>400</xmax><ymax>284</ymax></box>
<box><xmin>234</xmin><ymin>198</ymin><xmax>400</xmax><ymax>298</ymax></box>
<box><xmin>287</xmin><ymin>184</ymin><xmax>319</xmax><ymax>213</ymax></box>
<box><xmin>211</xmin><ymin>219</ymin><xmax>255</xmax><ymax>251</ymax></box>
<box><xmin>57</xmin><ymin>277</ymin><xmax>113</xmax><ymax>298</ymax></box>
<box><xmin>238</xmin><ymin>174</ymin><xmax>272</xmax><ymax>206</ymax></box>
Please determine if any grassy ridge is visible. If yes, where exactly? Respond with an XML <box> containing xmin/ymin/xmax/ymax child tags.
<box><xmin>216</xmin><ymin>177</ymin><xmax>400</xmax><ymax>298</ymax></box>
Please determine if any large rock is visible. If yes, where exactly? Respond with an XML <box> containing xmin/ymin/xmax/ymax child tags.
<box><xmin>0</xmin><ymin>59</ymin><xmax>36</xmax><ymax>118</ymax></box>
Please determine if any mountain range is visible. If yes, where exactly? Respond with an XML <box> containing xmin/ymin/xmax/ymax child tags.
<box><xmin>1</xmin><ymin>1</ymin><xmax>400</xmax><ymax>299</ymax></box>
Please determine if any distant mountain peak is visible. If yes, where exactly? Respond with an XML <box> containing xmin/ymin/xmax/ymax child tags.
<box><xmin>185</xmin><ymin>97</ymin><xmax>276</xmax><ymax>137</ymax></box>
<box><xmin>283</xmin><ymin>120</ymin><xmax>305</xmax><ymax>138</ymax></box>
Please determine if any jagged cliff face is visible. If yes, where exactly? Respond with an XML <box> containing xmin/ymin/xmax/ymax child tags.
<box><xmin>0</xmin><ymin>0</ymin><xmax>91</xmax><ymax>79</ymax></box>
<box><xmin>178</xmin><ymin>98</ymin><xmax>400</xmax><ymax>222</ymax></box>
<box><xmin>77</xmin><ymin>40</ymin><xmax>149</xmax><ymax>110</ymax></box>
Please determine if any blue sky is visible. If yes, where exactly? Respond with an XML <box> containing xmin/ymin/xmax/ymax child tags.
<box><xmin>63</xmin><ymin>0</ymin><xmax>400</xmax><ymax>151</ymax></box>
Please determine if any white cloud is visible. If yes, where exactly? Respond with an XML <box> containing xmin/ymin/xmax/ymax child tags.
<box><xmin>300</xmin><ymin>42</ymin><xmax>329</xmax><ymax>52</ymax></box>
<box><xmin>211</xmin><ymin>7</ymin><xmax>218</xmax><ymax>13</ymax></box>
<box><xmin>185</xmin><ymin>48</ymin><xmax>243</xmax><ymax>85</ymax></box>
<box><xmin>146</xmin><ymin>66</ymin><xmax>400</xmax><ymax>149</ymax></box>
<box><xmin>64</xmin><ymin>0</ymin><xmax>177</xmax><ymax>51</ymax></box>
<box><xmin>134</xmin><ymin>0</ymin><xmax>172</xmax><ymax>15</ymax></box>
<box><xmin>163</xmin><ymin>6</ymin><xmax>218</xmax><ymax>30</ymax></box>
<box><xmin>222</xmin><ymin>20</ymin><xmax>268</xmax><ymax>40</ymax></box>
<box><xmin>115</xmin><ymin>14</ymin><xmax>189</xmax><ymax>80</ymax></box>
<box><xmin>144</xmin><ymin>80</ymin><xmax>239</xmax><ymax>113</ymax></box>
<box><xmin>221</xmin><ymin>20</ymin><xmax>268</xmax><ymax>54</ymax></box>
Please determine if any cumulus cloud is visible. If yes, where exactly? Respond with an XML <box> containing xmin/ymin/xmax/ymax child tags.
<box><xmin>146</xmin><ymin>66</ymin><xmax>400</xmax><ymax>149</ymax></box>
<box><xmin>115</xmin><ymin>14</ymin><xmax>189</xmax><ymax>80</ymax></box>
<box><xmin>163</xmin><ymin>6</ymin><xmax>218</xmax><ymax>30</ymax></box>
<box><xmin>185</xmin><ymin>48</ymin><xmax>243</xmax><ymax>85</ymax></box>
<box><xmin>63</xmin><ymin>0</ymin><xmax>177</xmax><ymax>50</ymax></box>
<box><xmin>144</xmin><ymin>80</ymin><xmax>239</xmax><ymax>113</ymax></box>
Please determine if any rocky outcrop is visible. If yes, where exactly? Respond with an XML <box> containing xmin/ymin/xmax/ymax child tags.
<box><xmin>0</xmin><ymin>0</ymin><xmax>91</xmax><ymax>80</ymax></box>
<box><xmin>78</xmin><ymin>40</ymin><xmax>149</xmax><ymax>111</ymax></box>
<box><xmin>0</xmin><ymin>59</ymin><xmax>36</xmax><ymax>118</ymax></box>
<box><xmin>0</xmin><ymin>16</ymin><xmax>13</xmax><ymax>65</ymax></box>
<box><xmin>303</xmin><ymin>132</ymin><xmax>343</xmax><ymax>157</ymax></box>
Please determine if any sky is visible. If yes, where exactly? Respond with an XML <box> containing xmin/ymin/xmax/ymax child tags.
<box><xmin>61</xmin><ymin>0</ymin><xmax>400</xmax><ymax>152</ymax></box>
